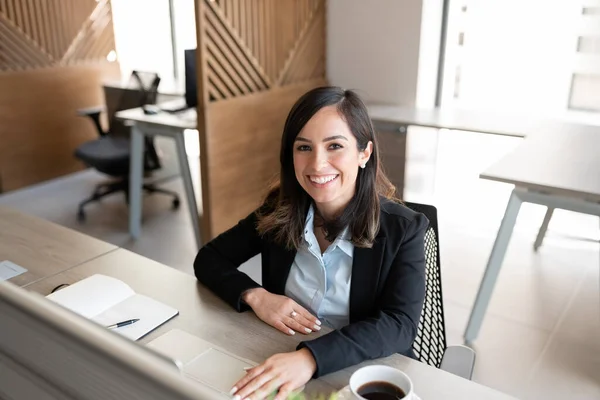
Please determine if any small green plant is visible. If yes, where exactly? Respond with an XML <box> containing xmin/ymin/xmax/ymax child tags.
<box><xmin>267</xmin><ymin>391</ymin><xmax>339</xmax><ymax>400</ymax></box>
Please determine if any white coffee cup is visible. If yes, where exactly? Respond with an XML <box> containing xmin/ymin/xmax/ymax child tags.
<box><xmin>349</xmin><ymin>365</ymin><xmax>414</xmax><ymax>400</ymax></box>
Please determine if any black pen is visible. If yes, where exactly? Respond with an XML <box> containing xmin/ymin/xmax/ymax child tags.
<box><xmin>106</xmin><ymin>318</ymin><xmax>140</xmax><ymax>329</ymax></box>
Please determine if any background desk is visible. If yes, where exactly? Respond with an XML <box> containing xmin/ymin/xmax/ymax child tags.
<box><xmin>366</xmin><ymin>105</ymin><xmax>546</xmax><ymax>138</ymax></box>
<box><xmin>27</xmin><ymin>247</ymin><xmax>515</xmax><ymax>399</ymax></box>
<box><xmin>464</xmin><ymin>124</ymin><xmax>600</xmax><ymax>342</ymax></box>
<box><xmin>115</xmin><ymin>100</ymin><xmax>202</xmax><ymax>249</ymax></box>
<box><xmin>0</xmin><ymin>206</ymin><xmax>117</xmax><ymax>287</ymax></box>
<box><xmin>366</xmin><ymin>105</ymin><xmax>593</xmax><ymax>197</ymax></box>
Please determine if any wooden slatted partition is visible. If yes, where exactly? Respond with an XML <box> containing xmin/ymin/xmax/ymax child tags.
<box><xmin>0</xmin><ymin>0</ymin><xmax>119</xmax><ymax>191</ymax></box>
<box><xmin>0</xmin><ymin>0</ymin><xmax>115</xmax><ymax>70</ymax></box>
<box><xmin>195</xmin><ymin>0</ymin><xmax>326</xmax><ymax>239</ymax></box>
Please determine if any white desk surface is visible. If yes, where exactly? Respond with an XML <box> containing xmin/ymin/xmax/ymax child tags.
<box><xmin>115</xmin><ymin>99</ymin><xmax>197</xmax><ymax>130</ymax></box>
<box><xmin>481</xmin><ymin>123</ymin><xmax>600</xmax><ymax>201</ymax></box>
<box><xmin>27</xmin><ymin>248</ymin><xmax>516</xmax><ymax>400</ymax></box>
<box><xmin>367</xmin><ymin>104</ymin><xmax>597</xmax><ymax>138</ymax></box>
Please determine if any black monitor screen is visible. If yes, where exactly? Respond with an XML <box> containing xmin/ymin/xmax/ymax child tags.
<box><xmin>184</xmin><ymin>49</ymin><xmax>197</xmax><ymax>108</ymax></box>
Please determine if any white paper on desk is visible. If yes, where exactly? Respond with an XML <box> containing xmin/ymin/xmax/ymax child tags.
<box><xmin>46</xmin><ymin>274</ymin><xmax>179</xmax><ymax>341</ymax></box>
<box><xmin>47</xmin><ymin>274</ymin><xmax>134</xmax><ymax>318</ymax></box>
<box><xmin>0</xmin><ymin>260</ymin><xmax>28</xmax><ymax>281</ymax></box>
<box><xmin>92</xmin><ymin>294</ymin><xmax>179</xmax><ymax>341</ymax></box>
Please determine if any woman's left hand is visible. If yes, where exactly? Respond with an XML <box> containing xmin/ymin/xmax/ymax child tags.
<box><xmin>231</xmin><ymin>348</ymin><xmax>317</xmax><ymax>400</ymax></box>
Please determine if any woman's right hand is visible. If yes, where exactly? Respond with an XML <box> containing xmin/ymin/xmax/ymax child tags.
<box><xmin>242</xmin><ymin>288</ymin><xmax>321</xmax><ymax>336</ymax></box>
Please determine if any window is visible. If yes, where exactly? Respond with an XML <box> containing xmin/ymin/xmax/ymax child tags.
<box><xmin>440</xmin><ymin>0</ymin><xmax>595</xmax><ymax>116</ymax></box>
<box><xmin>111</xmin><ymin>0</ymin><xmax>196</xmax><ymax>93</ymax></box>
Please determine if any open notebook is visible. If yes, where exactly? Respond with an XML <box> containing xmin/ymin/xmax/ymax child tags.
<box><xmin>47</xmin><ymin>274</ymin><xmax>179</xmax><ymax>341</ymax></box>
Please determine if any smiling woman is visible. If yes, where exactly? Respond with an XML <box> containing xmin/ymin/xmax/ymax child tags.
<box><xmin>257</xmin><ymin>87</ymin><xmax>397</xmax><ymax>250</ymax></box>
<box><xmin>194</xmin><ymin>86</ymin><xmax>428</xmax><ymax>400</ymax></box>
<box><xmin>293</xmin><ymin>107</ymin><xmax>372</xmax><ymax>234</ymax></box>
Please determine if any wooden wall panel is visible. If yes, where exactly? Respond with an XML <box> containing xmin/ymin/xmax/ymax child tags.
<box><xmin>0</xmin><ymin>63</ymin><xmax>120</xmax><ymax>192</ymax></box>
<box><xmin>0</xmin><ymin>0</ymin><xmax>119</xmax><ymax>192</ymax></box>
<box><xmin>0</xmin><ymin>0</ymin><xmax>115</xmax><ymax>71</ymax></box>
<box><xmin>196</xmin><ymin>0</ymin><xmax>326</xmax><ymax>239</ymax></box>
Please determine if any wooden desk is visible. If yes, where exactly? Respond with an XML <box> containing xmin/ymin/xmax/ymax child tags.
<box><xmin>26</xmin><ymin>248</ymin><xmax>515</xmax><ymax>399</ymax></box>
<box><xmin>0</xmin><ymin>206</ymin><xmax>117</xmax><ymax>287</ymax></box>
<box><xmin>464</xmin><ymin>124</ymin><xmax>600</xmax><ymax>342</ymax></box>
<box><xmin>115</xmin><ymin>99</ymin><xmax>202</xmax><ymax>249</ymax></box>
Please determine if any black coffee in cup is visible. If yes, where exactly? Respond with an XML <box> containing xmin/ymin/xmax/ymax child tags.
<box><xmin>357</xmin><ymin>381</ymin><xmax>406</xmax><ymax>400</ymax></box>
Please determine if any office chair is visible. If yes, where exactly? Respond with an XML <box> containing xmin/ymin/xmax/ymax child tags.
<box><xmin>405</xmin><ymin>201</ymin><xmax>476</xmax><ymax>380</ymax></box>
<box><xmin>74</xmin><ymin>71</ymin><xmax>180</xmax><ymax>221</ymax></box>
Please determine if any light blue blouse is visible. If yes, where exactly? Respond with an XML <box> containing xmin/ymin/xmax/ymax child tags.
<box><xmin>284</xmin><ymin>205</ymin><xmax>354</xmax><ymax>329</ymax></box>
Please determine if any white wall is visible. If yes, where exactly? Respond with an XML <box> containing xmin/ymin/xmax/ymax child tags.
<box><xmin>327</xmin><ymin>0</ymin><xmax>426</xmax><ymax>106</ymax></box>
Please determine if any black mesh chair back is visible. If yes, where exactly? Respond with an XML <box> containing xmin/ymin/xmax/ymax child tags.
<box><xmin>404</xmin><ymin>201</ymin><xmax>447</xmax><ymax>368</ymax></box>
<box><xmin>129</xmin><ymin>70</ymin><xmax>161</xmax><ymax>104</ymax></box>
<box><xmin>105</xmin><ymin>71</ymin><xmax>162</xmax><ymax>171</ymax></box>
<box><xmin>106</xmin><ymin>71</ymin><xmax>161</xmax><ymax>138</ymax></box>
<box><xmin>104</xmin><ymin>87</ymin><xmax>146</xmax><ymax>137</ymax></box>
<box><xmin>128</xmin><ymin>71</ymin><xmax>161</xmax><ymax>171</ymax></box>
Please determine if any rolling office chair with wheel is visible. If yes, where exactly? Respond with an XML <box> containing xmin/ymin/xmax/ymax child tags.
<box><xmin>74</xmin><ymin>71</ymin><xmax>180</xmax><ymax>221</ymax></box>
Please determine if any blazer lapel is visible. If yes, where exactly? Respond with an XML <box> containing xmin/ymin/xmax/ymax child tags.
<box><xmin>349</xmin><ymin>237</ymin><xmax>386</xmax><ymax>321</ymax></box>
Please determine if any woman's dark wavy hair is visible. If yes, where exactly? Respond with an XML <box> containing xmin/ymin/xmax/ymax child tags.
<box><xmin>256</xmin><ymin>86</ymin><xmax>397</xmax><ymax>249</ymax></box>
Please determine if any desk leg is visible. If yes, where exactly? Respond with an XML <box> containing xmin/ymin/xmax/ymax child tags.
<box><xmin>174</xmin><ymin>134</ymin><xmax>202</xmax><ymax>249</ymax></box>
<box><xmin>129</xmin><ymin>125</ymin><xmax>145</xmax><ymax>239</ymax></box>
<box><xmin>464</xmin><ymin>189</ymin><xmax>522</xmax><ymax>343</ymax></box>
<box><xmin>533</xmin><ymin>207</ymin><xmax>554</xmax><ymax>251</ymax></box>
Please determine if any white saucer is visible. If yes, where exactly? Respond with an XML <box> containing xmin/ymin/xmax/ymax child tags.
<box><xmin>336</xmin><ymin>385</ymin><xmax>421</xmax><ymax>400</ymax></box>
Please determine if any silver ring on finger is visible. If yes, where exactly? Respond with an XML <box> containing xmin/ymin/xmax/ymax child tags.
<box><xmin>290</xmin><ymin>310</ymin><xmax>297</xmax><ymax>318</ymax></box>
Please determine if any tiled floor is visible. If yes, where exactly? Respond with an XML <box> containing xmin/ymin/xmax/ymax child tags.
<box><xmin>1</xmin><ymin>127</ymin><xmax>598</xmax><ymax>399</ymax></box>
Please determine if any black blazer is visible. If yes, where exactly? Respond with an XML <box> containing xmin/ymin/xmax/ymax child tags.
<box><xmin>193</xmin><ymin>198</ymin><xmax>428</xmax><ymax>378</ymax></box>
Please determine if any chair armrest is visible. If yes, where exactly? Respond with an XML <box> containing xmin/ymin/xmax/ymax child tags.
<box><xmin>77</xmin><ymin>106</ymin><xmax>107</xmax><ymax>136</ymax></box>
<box><xmin>77</xmin><ymin>105</ymin><xmax>106</xmax><ymax>116</ymax></box>
<box><xmin>440</xmin><ymin>345</ymin><xmax>476</xmax><ymax>380</ymax></box>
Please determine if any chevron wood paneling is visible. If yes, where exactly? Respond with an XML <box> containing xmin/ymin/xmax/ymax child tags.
<box><xmin>201</xmin><ymin>0</ymin><xmax>325</xmax><ymax>101</ymax></box>
<box><xmin>0</xmin><ymin>0</ymin><xmax>119</xmax><ymax>191</ymax></box>
<box><xmin>0</xmin><ymin>0</ymin><xmax>116</xmax><ymax>71</ymax></box>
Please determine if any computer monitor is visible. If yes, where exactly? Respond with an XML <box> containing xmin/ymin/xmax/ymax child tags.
<box><xmin>184</xmin><ymin>49</ymin><xmax>198</xmax><ymax>108</ymax></box>
<box><xmin>0</xmin><ymin>280</ymin><xmax>217</xmax><ymax>400</ymax></box>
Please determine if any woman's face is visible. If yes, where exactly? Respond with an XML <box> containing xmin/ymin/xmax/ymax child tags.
<box><xmin>293</xmin><ymin>105</ymin><xmax>372</xmax><ymax>215</ymax></box>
